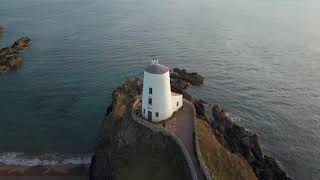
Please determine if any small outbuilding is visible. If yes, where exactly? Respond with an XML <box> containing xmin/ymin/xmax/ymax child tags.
<box><xmin>141</xmin><ymin>59</ymin><xmax>183</xmax><ymax>122</ymax></box>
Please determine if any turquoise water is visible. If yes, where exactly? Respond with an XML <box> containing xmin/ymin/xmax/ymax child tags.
<box><xmin>0</xmin><ymin>0</ymin><xmax>319</xmax><ymax>179</ymax></box>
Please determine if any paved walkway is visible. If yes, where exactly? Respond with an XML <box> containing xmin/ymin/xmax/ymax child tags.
<box><xmin>161</xmin><ymin>100</ymin><xmax>206</xmax><ymax>180</ymax></box>
<box><xmin>133</xmin><ymin>98</ymin><xmax>206</xmax><ymax>180</ymax></box>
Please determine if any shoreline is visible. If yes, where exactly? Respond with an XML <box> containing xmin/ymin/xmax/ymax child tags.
<box><xmin>0</xmin><ymin>152</ymin><xmax>91</xmax><ymax>177</ymax></box>
<box><xmin>0</xmin><ymin>163</ymin><xmax>89</xmax><ymax>177</ymax></box>
<box><xmin>0</xmin><ymin>152</ymin><xmax>92</xmax><ymax>166</ymax></box>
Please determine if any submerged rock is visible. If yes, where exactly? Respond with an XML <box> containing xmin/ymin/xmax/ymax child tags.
<box><xmin>0</xmin><ymin>36</ymin><xmax>31</xmax><ymax>74</ymax></box>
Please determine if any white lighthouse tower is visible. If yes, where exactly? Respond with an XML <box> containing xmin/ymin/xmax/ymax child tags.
<box><xmin>141</xmin><ymin>59</ymin><xmax>183</xmax><ymax>122</ymax></box>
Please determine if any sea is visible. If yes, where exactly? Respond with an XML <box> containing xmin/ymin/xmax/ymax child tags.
<box><xmin>0</xmin><ymin>0</ymin><xmax>319</xmax><ymax>179</ymax></box>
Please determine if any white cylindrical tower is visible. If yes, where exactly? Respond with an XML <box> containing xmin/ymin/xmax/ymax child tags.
<box><xmin>141</xmin><ymin>60</ymin><xmax>173</xmax><ymax>122</ymax></box>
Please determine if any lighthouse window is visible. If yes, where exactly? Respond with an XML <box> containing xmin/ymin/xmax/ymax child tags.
<box><xmin>149</xmin><ymin>87</ymin><xmax>152</xmax><ymax>94</ymax></box>
<box><xmin>177</xmin><ymin>102</ymin><xmax>179</xmax><ymax>106</ymax></box>
<box><xmin>155</xmin><ymin>112</ymin><xmax>159</xmax><ymax>117</ymax></box>
<box><xmin>148</xmin><ymin>98</ymin><xmax>152</xmax><ymax>105</ymax></box>
<box><xmin>143</xmin><ymin>109</ymin><xmax>145</xmax><ymax>114</ymax></box>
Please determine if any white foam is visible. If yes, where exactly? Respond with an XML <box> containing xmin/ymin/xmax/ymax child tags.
<box><xmin>0</xmin><ymin>152</ymin><xmax>92</xmax><ymax>166</ymax></box>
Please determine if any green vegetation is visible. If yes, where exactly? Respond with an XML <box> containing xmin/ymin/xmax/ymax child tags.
<box><xmin>197</xmin><ymin>119</ymin><xmax>257</xmax><ymax>180</ymax></box>
<box><xmin>93</xmin><ymin>79</ymin><xmax>191</xmax><ymax>180</ymax></box>
<box><xmin>115</xmin><ymin>144</ymin><xmax>189</xmax><ymax>180</ymax></box>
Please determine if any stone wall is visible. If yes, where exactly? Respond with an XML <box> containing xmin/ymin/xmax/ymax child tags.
<box><xmin>190</xmin><ymin>102</ymin><xmax>213</xmax><ymax>180</ymax></box>
<box><xmin>132</xmin><ymin>97</ymin><xmax>198</xmax><ymax>180</ymax></box>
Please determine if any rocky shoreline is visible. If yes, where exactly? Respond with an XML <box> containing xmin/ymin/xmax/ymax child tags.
<box><xmin>0</xmin><ymin>28</ymin><xmax>31</xmax><ymax>74</ymax></box>
<box><xmin>90</xmin><ymin>68</ymin><xmax>291</xmax><ymax>180</ymax></box>
<box><xmin>170</xmin><ymin>68</ymin><xmax>291</xmax><ymax>180</ymax></box>
<box><xmin>207</xmin><ymin>105</ymin><xmax>290</xmax><ymax>180</ymax></box>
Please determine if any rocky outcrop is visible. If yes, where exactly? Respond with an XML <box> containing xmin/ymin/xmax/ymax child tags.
<box><xmin>169</xmin><ymin>68</ymin><xmax>206</xmax><ymax>119</ymax></box>
<box><xmin>0</xmin><ymin>37</ymin><xmax>31</xmax><ymax>74</ymax></box>
<box><xmin>210</xmin><ymin>105</ymin><xmax>291</xmax><ymax>180</ymax></box>
<box><xmin>170</xmin><ymin>68</ymin><xmax>204</xmax><ymax>92</ymax></box>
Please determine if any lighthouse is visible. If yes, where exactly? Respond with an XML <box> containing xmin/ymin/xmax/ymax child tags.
<box><xmin>141</xmin><ymin>59</ymin><xmax>183</xmax><ymax>122</ymax></box>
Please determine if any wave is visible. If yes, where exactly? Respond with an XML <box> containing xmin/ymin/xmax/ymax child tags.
<box><xmin>0</xmin><ymin>152</ymin><xmax>92</xmax><ymax>166</ymax></box>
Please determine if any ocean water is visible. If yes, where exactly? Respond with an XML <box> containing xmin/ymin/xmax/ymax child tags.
<box><xmin>0</xmin><ymin>0</ymin><xmax>319</xmax><ymax>179</ymax></box>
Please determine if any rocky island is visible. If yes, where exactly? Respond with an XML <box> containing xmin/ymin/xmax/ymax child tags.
<box><xmin>0</xmin><ymin>28</ymin><xmax>31</xmax><ymax>74</ymax></box>
<box><xmin>90</xmin><ymin>67</ymin><xmax>291</xmax><ymax>180</ymax></box>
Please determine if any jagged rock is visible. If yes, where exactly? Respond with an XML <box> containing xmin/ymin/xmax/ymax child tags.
<box><xmin>210</xmin><ymin>105</ymin><xmax>291</xmax><ymax>180</ymax></box>
<box><xmin>193</xmin><ymin>99</ymin><xmax>206</xmax><ymax>118</ymax></box>
<box><xmin>170</xmin><ymin>78</ymin><xmax>189</xmax><ymax>92</ymax></box>
<box><xmin>11</xmin><ymin>37</ymin><xmax>31</xmax><ymax>50</ymax></box>
<box><xmin>0</xmin><ymin>36</ymin><xmax>31</xmax><ymax>74</ymax></box>
<box><xmin>171</xmin><ymin>68</ymin><xmax>204</xmax><ymax>86</ymax></box>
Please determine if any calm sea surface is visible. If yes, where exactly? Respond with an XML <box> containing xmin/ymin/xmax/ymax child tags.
<box><xmin>0</xmin><ymin>0</ymin><xmax>319</xmax><ymax>179</ymax></box>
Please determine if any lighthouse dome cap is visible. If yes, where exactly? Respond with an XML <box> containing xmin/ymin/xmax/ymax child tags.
<box><xmin>145</xmin><ymin>64</ymin><xmax>169</xmax><ymax>74</ymax></box>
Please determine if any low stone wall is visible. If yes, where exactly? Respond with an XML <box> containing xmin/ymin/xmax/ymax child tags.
<box><xmin>132</xmin><ymin>97</ymin><xmax>198</xmax><ymax>180</ymax></box>
<box><xmin>191</xmin><ymin>101</ymin><xmax>213</xmax><ymax>180</ymax></box>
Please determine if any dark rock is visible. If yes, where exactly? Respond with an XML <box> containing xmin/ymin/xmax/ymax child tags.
<box><xmin>0</xmin><ymin>36</ymin><xmax>31</xmax><ymax>74</ymax></box>
<box><xmin>171</xmin><ymin>78</ymin><xmax>189</xmax><ymax>92</ymax></box>
<box><xmin>11</xmin><ymin>37</ymin><xmax>31</xmax><ymax>50</ymax></box>
<box><xmin>171</xmin><ymin>68</ymin><xmax>204</xmax><ymax>86</ymax></box>
<box><xmin>90</xmin><ymin>153</ymin><xmax>114</xmax><ymax>180</ymax></box>
<box><xmin>210</xmin><ymin>105</ymin><xmax>291</xmax><ymax>180</ymax></box>
<box><xmin>193</xmin><ymin>99</ymin><xmax>206</xmax><ymax>118</ymax></box>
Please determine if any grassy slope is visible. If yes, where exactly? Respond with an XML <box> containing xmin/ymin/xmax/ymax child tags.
<box><xmin>197</xmin><ymin>119</ymin><xmax>257</xmax><ymax>180</ymax></box>
<box><xmin>115</xmin><ymin>147</ymin><xmax>187</xmax><ymax>180</ymax></box>
<box><xmin>96</xmin><ymin>79</ymin><xmax>190</xmax><ymax>180</ymax></box>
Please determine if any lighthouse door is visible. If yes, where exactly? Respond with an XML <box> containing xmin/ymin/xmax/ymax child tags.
<box><xmin>148</xmin><ymin>111</ymin><xmax>152</xmax><ymax>121</ymax></box>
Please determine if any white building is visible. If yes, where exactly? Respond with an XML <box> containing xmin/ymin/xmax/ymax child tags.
<box><xmin>141</xmin><ymin>59</ymin><xmax>183</xmax><ymax>122</ymax></box>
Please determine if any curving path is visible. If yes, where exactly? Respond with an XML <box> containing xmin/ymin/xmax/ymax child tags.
<box><xmin>132</xmin><ymin>98</ymin><xmax>206</xmax><ymax>180</ymax></box>
<box><xmin>161</xmin><ymin>100</ymin><xmax>206</xmax><ymax>180</ymax></box>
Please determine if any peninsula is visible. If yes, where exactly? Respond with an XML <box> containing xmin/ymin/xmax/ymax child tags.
<box><xmin>90</xmin><ymin>62</ymin><xmax>291</xmax><ymax>180</ymax></box>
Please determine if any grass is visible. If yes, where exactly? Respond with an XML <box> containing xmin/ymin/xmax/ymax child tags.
<box><xmin>197</xmin><ymin>119</ymin><xmax>257</xmax><ymax>180</ymax></box>
<box><xmin>95</xmin><ymin>79</ymin><xmax>191</xmax><ymax>180</ymax></box>
<box><xmin>115</xmin><ymin>147</ymin><xmax>189</xmax><ymax>180</ymax></box>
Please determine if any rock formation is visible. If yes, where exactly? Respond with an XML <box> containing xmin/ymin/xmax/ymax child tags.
<box><xmin>170</xmin><ymin>68</ymin><xmax>204</xmax><ymax>92</ymax></box>
<box><xmin>0</xmin><ymin>36</ymin><xmax>31</xmax><ymax>74</ymax></box>
<box><xmin>209</xmin><ymin>105</ymin><xmax>291</xmax><ymax>180</ymax></box>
